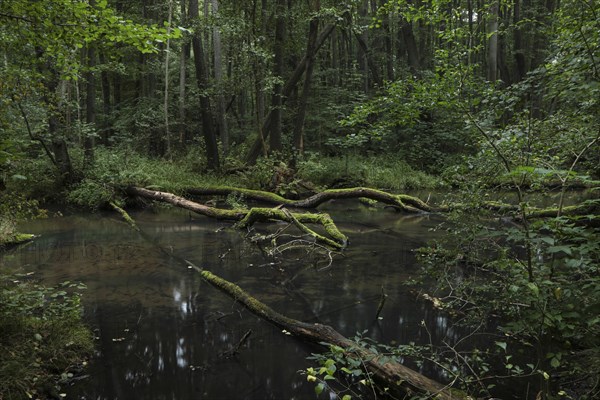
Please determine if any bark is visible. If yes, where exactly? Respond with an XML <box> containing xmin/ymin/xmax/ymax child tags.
<box><xmin>212</xmin><ymin>0</ymin><xmax>229</xmax><ymax>156</ymax></box>
<box><xmin>99</xmin><ymin>52</ymin><xmax>112</xmax><ymax>144</ymax></box>
<box><xmin>487</xmin><ymin>0</ymin><xmax>499</xmax><ymax>82</ymax></box>
<box><xmin>84</xmin><ymin>41</ymin><xmax>96</xmax><ymax>166</ymax></box>
<box><xmin>190</xmin><ymin>0</ymin><xmax>220</xmax><ymax>170</ymax></box>
<box><xmin>125</xmin><ymin>186</ymin><xmax>347</xmax><ymax>249</ymax></box>
<box><xmin>354</xmin><ymin>31</ymin><xmax>383</xmax><ymax>89</ymax></box>
<box><xmin>179</xmin><ymin>0</ymin><xmax>189</xmax><ymax>144</ymax></box>
<box><xmin>292</xmin><ymin>4</ymin><xmax>319</xmax><ymax>159</ymax></box>
<box><xmin>400</xmin><ymin>19</ymin><xmax>421</xmax><ymax>74</ymax></box>
<box><xmin>269</xmin><ymin>0</ymin><xmax>286</xmax><ymax>153</ymax></box>
<box><xmin>200</xmin><ymin>270</ymin><xmax>467</xmax><ymax>400</ymax></box>
<box><xmin>186</xmin><ymin>186</ymin><xmax>433</xmax><ymax>213</ymax></box>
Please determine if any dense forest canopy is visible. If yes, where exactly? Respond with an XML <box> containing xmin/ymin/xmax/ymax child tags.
<box><xmin>1</xmin><ymin>0</ymin><xmax>599</xmax><ymax>399</ymax></box>
<box><xmin>1</xmin><ymin>0</ymin><xmax>597</xmax><ymax>179</ymax></box>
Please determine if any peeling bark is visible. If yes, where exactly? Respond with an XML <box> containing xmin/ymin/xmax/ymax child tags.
<box><xmin>200</xmin><ymin>270</ymin><xmax>468</xmax><ymax>400</ymax></box>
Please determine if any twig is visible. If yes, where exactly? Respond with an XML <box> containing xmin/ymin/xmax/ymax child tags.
<box><xmin>374</xmin><ymin>286</ymin><xmax>387</xmax><ymax>321</ymax></box>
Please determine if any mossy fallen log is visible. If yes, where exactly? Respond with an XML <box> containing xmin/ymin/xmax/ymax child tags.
<box><xmin>200</xmin><ymin>269</ymin><xmax>468</xmax><ymax>400</ymax></box>
<box><xmin>439</xmin><ymin>198</ymin><xmax>600</xmax><ymax>222</ymax></box>
<box><xmin>126</xmin><ymin>186</ymin><xmax>347</xmax><ymax>249</ymax></box>
<box><xmin>187</xmin><ymin>186</ymin><xmax>433</xmax><ymax>213</ymax></box>
<box><xmin>0</xmin><ymin>233</ymin><xmax>35</xmax><ymax>249</ymax></box>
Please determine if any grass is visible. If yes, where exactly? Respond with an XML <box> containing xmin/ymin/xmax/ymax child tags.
<box><xmin>297</xmin><ymin>153</ymin><xmax>443</xmax><ymax>191</ymax></box>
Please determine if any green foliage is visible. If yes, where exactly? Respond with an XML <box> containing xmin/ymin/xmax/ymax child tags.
<box><xmin>297</xmin><ymin>153</ymin><xmax>442</xmax><ymax>191</ymax></box>
<box><xmin>66</xmin><ymin>146</ymin><xmax>243</xmax><ymax>208</ymax></box>
<box><xmin>0</xmin><ymin>274</ymin><xmax>93</xmax><ymax>399</ymax></box>
<box><xmin>415</xmin><ymin>197</ymin><xmax>600</xmax><ymax>398</ymax></box>
<box><xmin>0</xmin><ymin>192</ymin><xmax>46</xmax><ymax>247</ymax></box>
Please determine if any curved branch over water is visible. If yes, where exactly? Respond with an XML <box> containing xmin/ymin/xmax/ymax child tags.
<box><xmin>187</xmin><ymin>186</ymin><xmax>433</xmax><ymax>213</ymax></box>
<box><xmin>125</xmin><ymin>186</ymin><xmax>347</xmax><ymax>249</ymax></box>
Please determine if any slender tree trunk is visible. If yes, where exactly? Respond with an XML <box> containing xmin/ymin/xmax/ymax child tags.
<box><xmin>357</xmin><ymin>0</ymin><xmax>369</xmax><ymax>92</ymax></box>
<box><xmin>212</xmin><ymin>0</ymin><xmax>229</xmax><ymax>157</ymax></box>
<box><xmin>164</xmin><ymin>0</ymin><xmax>173</xmax><ymax>158</ymax></box>
<box><xmin>487</xmin><ymin>0</ymin><xmax>499</xmax><ymax>82</ymax></box>
<box><xmin>179</xmin><ymin>0</ymin><xmax>188</xmax><ymax>144</ymax></box>
<box><xmin>513</xmin><ymin>0</ymin><xmax>526</xmax><ymax>81</ymax></box>
<box><xmin>84</xmin><ymin>44</ymin><xmax>96</xmax><ymax>167</ymax></box>
<box><xmin>381</xmin><ymin>0</ymin><xmax>394</xmax><ymax>81</ymax></box>
<box><xmin>292</xmin><ymin>3</ymin><xmax>319</xmax><ymax>161</ymax></box>
<box><xmin>354</xmin><ymin>32</ymin><xmax>383</xmax><ymax>88</ymax></box>
<box><xmin>99</xmin><ymin>52</ymin><xmax>112</xmax><ymax>145</ymax></box>
<box><xmin>269</xmin><ymin>0</ymin><xmax>286</xmax><ymax>153</ymax></box>
<box><xmin>84</xmin><ymin>0</ymin><xmax>96</xmax><ymax>167</ymax></box>
<box><xmin>190</xmin><ymin>0</ymin><xmax>220</xmax><ymax>170</ymax></box>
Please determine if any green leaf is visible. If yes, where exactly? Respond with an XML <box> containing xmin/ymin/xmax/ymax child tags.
<box><xmin>547</xmin><ymin>245</ymin><xmax>573</xmax><ymax>256</ymax></box>
<box><xmin>495</xmin><ymin>341</ymin><xmax>507</xmax><ymax>351</ymax></box>
<box><xmin>315</xmin><ymin>383</ymin><xmax>325</xmax><ymax>396</ymax></box>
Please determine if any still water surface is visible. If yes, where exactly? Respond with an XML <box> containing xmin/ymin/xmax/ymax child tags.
<box><xmin>3</xmin><ymin>202</ymin><xmax>481</xmax><ymax>399</ymax></box>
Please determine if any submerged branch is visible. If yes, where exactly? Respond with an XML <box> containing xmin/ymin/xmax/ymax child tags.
<box><xmin>200</xmin><ymin>270</ymin><xmax>467</xmax><ymax>400</ymax></box>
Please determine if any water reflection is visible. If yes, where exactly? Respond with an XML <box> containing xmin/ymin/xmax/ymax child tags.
<box><xmin>1</xmin><ymin>204</ymin><xmax>504</xmax><ymax>399</ymax></box>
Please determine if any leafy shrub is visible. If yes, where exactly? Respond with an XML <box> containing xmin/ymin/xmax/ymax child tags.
<box><xmin>0</xmin><ymin>275</ymin><xmax>93</xmax><ymax>398</ymax></box>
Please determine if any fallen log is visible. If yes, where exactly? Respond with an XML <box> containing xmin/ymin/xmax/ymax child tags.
<box><xmin>187</xmin><ymin>186</ymin><xmax>433</xmax><ymax>213</ymax></box>
<box><xmin>201</xmin><ymin>270</ymin><xmax>468</xmax><ymax>400</ymax></box>
<box><xmin>125</xmin><ymin>186</ymin><xmax>347</xmax><ymax>249</ymax></box>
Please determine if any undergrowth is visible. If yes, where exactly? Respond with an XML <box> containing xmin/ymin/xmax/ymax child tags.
<box><xmin>0</xmin><ymin>275</ymin><xmax>93</xmax><ymax>399</ymax></box>
<box><xmin>297</xmin><ymin>153</ymin><xmax>442</xmax><ymax>191</ymax></box>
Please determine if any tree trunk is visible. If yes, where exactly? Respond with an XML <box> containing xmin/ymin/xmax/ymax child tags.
<box><xmin>269</xmin><ymin>0</ymin><xmax>286</xmax><ymax>153</ymax></box>
<box><xmin>164</xmin><ymin>0</ymin><xmax>173</xmax><ymax>158</ymax></box>
<box><xmin>292</xmin><ymin>3</ymin><xmax>319</xmax><ymax>161</ymax></box>
<box><xmin>354</xmin><ymin>31</ymin><xmax>383</xmax><ymax>88</ymax></box>
<box><xmin>513</xmin><ymin>0</ymin><xmax>526</xmax><ymax>81</ymax></box>
<box><xmin>186</xmin><ymin>186</ymin><xmax>433</xmax><ymax>212</ymax></box>
<box><xmin>487</xmin><ymin>0</ymin><xmax>499</xmax><ymax>82</ymax></box>
<box><xmin>401</xmin><ymin>19</ymin><xmax>421</xmax><ymax>73</ymax></box>
<box><xmin>126</xmin><ymin>186</ymin><xmax>347</xmax><ymax>248</ymax></box>
<box><xmin>179</xmin><ymin>0</ymin><xmax>188</xmax><ymax>144</ymax></box>
<box><xmin>99</xmin><ymin>52</ymin><xmax>112</xmax><ymax>145</ymax></box>
<box><xmin>244</xmin><ymin>23</ymin><xmax>335</xmax><ymax>164</ymax></box>
<box><xmin>212</xmin><ymin>0</ymin><xmax>229</xmax><ymax>157</ymax></box>
<box><xmin>200</xmin><ymin>270</ymin><xmax>467</xmax><ymax>400</ymax></box>
<box><xmin>84</xmin><ymin>37</ymin><xmax>96</xmax><ymax>167</ymax></box>
<box><xmin>190</xmin><ymin>0</ymin><xmax>220</xmax><ymax>170</ymax></box>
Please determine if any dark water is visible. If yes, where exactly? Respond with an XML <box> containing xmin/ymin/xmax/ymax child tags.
<box><xmin>1</xmin><ymin>202</ymin><xmax>496</xmax><ymax>399</ymax></box>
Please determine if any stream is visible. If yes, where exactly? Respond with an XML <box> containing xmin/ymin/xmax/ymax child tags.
<box><xmin>2</xmin><ymin>201</ymin><xmax>521</xmax><ymax>399</ymax></box>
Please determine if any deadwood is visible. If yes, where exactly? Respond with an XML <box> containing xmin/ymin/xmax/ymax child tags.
<box><xmin>125</xmin><ymin>186</ymin><xmax>347</xmax><ymax>249</ymax></box>
<box><xmin>201</xmin><ymin>270</ymin><xmax>468</xmax><ymax>400</ymax></box>
<box><xmin>187</xmin><ymin>186</ymin><xmax>433</xmax><ymax>213</ymax></box>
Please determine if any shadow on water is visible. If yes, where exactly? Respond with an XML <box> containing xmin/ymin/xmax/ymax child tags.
<box><xmin>0</xmin><ymin>201</ymin><xmax>527</xmax><ymax>399</ymax></box>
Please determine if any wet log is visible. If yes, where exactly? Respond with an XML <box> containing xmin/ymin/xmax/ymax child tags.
<box><xmin>201</xmin><ymin>270</ymin><xmax>467</xmax><ymax>400</ymax></box>
<box><xmin>187</xmin><ymin>186</ymin><xmax>433</xmax><ymax>213</ymax></box>
<box><xmin>125</xmin><ymin>186</ymin><xmax>347</xmax><ymax>249</ymax></box>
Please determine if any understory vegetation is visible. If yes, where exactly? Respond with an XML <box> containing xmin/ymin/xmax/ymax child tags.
<box><xmin>1</xmin><ymin>0</ymin><xmax>599</xmax><ymax>398</ymax></box>
<box><xmin>0</xmin><ymin>275</ymin><xmax>93</xmax><ymax>399</ymax></box>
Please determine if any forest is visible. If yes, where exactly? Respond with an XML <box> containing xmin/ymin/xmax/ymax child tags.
<box><xmin>0</xmin><ymin>0</ymin><xmax>599</xmax><ymax>399</ymax></box>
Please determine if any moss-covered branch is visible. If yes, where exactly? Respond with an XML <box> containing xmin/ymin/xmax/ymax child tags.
<box><xmin>187</xmin><ymin>186</ymin><xmax>433</xmax><ymax>213</ymax></box>
<box><xmin>200</xmin><ymin>270</ymin><xmax>467</xmax><ymax>400</ymax></box>
<box><xmin>126</xmin><ymin>186</ymin><xmax>347</xmax><ymax>249</ymax></box>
